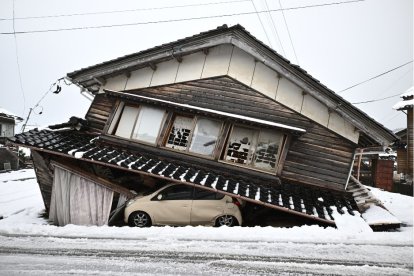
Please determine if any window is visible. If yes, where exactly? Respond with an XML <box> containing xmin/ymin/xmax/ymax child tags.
<box><xmin>224</xmin><ymin>126</ymin><xmax>284</xmax><ymax>172</ymax></box>
<box><xmin>165</xmin><ymin>115</ymin><xmax>222</xmax><ymax>157</ymax></box>
<box><xmin>159</xmin><ymin>185</ymin><xmax>193</xmax><ymax>200</ymax></box>
<box><xmin>194</xmin><ymin>187</ymin><xmax>225</xmax><ymax>200</ymax></box>
<box><xmin>165</xmin><ymin>116</ymin><xmax>193</xmax><ymax>151</ymax></box>
<box><xmin>253</xmin><ymin>130</ymin><xmax>283</xmax><ymax>170</ymax></box>
<box><xmin>110</xmin><ymin>104</ymin><xmax>166</xmax><ymax>144</ymax></box>
<box><xmin>189</xmin><ymin>118</ymin><xmax>221</xmax><ymax>155</ymax></box>
<box><xmin>132</xmin><ymin>106</ymin><xmax>165</xmax><ymax>143</ymax></box>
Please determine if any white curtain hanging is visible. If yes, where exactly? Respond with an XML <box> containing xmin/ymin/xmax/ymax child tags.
<box><xmin>49</xmin><ymin>166</ymin><xmax>114</xmax><ymax>226</ymax></box>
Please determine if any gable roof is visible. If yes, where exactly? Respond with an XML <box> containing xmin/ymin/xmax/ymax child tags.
<box><xmin>67</xmin><ymin>24</ymin><xmax>397</xmax><ymax>146</ymax></box>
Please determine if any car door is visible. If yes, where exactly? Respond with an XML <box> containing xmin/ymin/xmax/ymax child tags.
<box><xmin>190</xmin><ymin>187</ymin><xmax>226</xmax><ymax>226</ymax></box>
<box><xmin>151</xmin><ymin>184</ymin><xmax>193</xmax><ymax>226</ymax></box>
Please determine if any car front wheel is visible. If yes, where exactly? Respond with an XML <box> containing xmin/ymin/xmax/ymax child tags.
<box><xmin>215</xmin><ymin>215</ymin><xmax>237</xmax><ymax>227</ymax></box>
<box><xmin>129</xmin><ymin>211</ymin><xmax>152</xmax><ymax>227</ymax></box>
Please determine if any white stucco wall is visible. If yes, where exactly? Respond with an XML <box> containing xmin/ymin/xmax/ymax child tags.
<box><xmin>101</xmin><ymin>45</ymin><xmax>359</xmax><ymax>143</ymax></box>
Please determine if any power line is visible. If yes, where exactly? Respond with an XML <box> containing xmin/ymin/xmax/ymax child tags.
<box><xmin>351</xmin><ymin>67</ymin><xmax>412</xmax><ymax>104</ymax></box>
<box><xmin>338</xmin><ymin>61</ymin><xmax>413</xmax><ymax>93</ymax></box>
<box><xmin>278</xmin><ymin>0</ymin><xmax>299</xmax><ymax>64</ymax></box>
<box><xmin>0</xmin><ymin>0</ymin><xmax>250</xmax><ymax>21</ymax></box>
<box><xmin>264</xmin><ymin>0</ymin><xmax>286</xmax><ymax>56</ymax></box>
<box><xmin>0</xmin><ymin>0</ymin><xmax>366</xmax><ymax>35</ymax></box>
<box><xmin>250</xmin><ymin>0</ymin><xmax>273</xmax><ymax>48</ymax></box>
<box><xmin>21</xmin><ymin>78</ymin><xmax>65</xmax><ymax>132</ymax></box>
<box><xmin>12</xmin><ymin>0</ymin><xmax>26</xmax><ymax>118</ymax></box>
<box><xmin>352</xmin><ymin>93</ymin><xmax>402</xmax><ymax>105</ymax></box>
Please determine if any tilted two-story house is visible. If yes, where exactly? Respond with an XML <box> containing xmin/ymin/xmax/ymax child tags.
<box><xmin>9</xmin><ymin>25</ymin><xmax>399</xmax><ymax>228</ymax></box>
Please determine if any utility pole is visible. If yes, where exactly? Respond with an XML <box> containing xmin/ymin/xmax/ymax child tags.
<box><xmin>21</xmin><ymin>107</ymin><xmax>33</xmax><ymax>133</ymax></box>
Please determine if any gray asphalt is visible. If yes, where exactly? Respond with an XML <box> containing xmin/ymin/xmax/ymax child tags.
<box><xmin>0</xmin><ymin>235</ymin><xmax>412</xmax><ymax>275</ymax></box>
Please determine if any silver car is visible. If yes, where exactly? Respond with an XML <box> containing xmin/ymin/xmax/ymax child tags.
<box><xmin>124</xmin><ymin>183</ymin><xmax>242</xmax><ymax>227</ymax></box>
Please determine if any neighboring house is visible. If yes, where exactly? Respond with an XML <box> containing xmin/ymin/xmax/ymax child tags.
<box><xmin>0</xmin><ymin>108</ymin><xmax>22</xmax><ymax>143</ymax></box>
<box><xmin>9</xmin><ymin>25</ymin><xmax>400</xmax><ymax>228</ymax></box>
<box><xmin>393</xmin><ymin>87</ymin><xmax>414</xmax><ymax>184</ymax></box>
<box><xmin>0</xmin><ymin>108</ymin><xmax>23</xmax><ymax>171</ymax></box>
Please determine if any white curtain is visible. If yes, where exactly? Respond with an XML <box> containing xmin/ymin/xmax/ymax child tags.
<box><xmin>49</xmin><ymin>166</ymin><xmax>114</xmax><ymax>226</ymax></box>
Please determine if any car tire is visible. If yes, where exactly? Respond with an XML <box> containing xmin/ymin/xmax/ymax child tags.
<box><xmin>128</xmin><ymin>211</ymin><xmax>152</xmax><ymax>227</ymax></box>
<box><xmin>215</xmin><ymin>215</ymin><xmax>238</xmax><ymax>227</ymax></box>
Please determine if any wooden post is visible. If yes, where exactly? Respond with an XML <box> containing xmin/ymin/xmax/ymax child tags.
<box><xmin>356</xmin><ymin>148</ymin><xmax>364</xmax><ymax>181</ymax></box>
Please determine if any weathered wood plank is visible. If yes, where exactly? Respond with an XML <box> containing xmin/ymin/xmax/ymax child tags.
<box><xmin>285</xmin><ymin>154</ymin><xmax>350</xmax><ymax>175</ymax></box>
<box><xmin>289</xmin><ymin>143</ymin><xmax>353</xmax><ymax>163</ymax></box>
<box><xmin>31</xmin><ymin>150</ymin><xmax>54</xmax><ymax>211</ymax></box>
<box><xmin>283</xmin><ymin>165</ymin><xmax>346</xmax><ymax>185</ymax></box>
<box><xmin>283</xmin><ymin>160</ymin><xmax>349</xmax><ymax>181</ymax></box>
<box><xmin>281</xmin><ymin>171</ymin><xmax>345</xmax><ymax>191</ymax></box>
<box><xmin>88</xmin><ymin>108</ymin><xmax>111</xmax><ymax>117</ymax></box>
<box><xmin>286</xmin><ymin>150</ymin><xmax>350</xmax><ymax>168</ymax></box>
<box><xmin>87</xmin><ymin>113</ymin><xmax>110</xmax><ymax>122</ymax></box>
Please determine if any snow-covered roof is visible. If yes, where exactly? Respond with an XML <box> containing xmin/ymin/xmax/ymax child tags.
<box><xmin>393</xmin><ymin>86</ymin><xmax>414</xmax><ymax>110</ymax></box>
<box><xmin>0</xmin><ymin>107</ymin><xmax>23</xmax><ymax>121</ymax></box>
<box><xmin>106</xmin><ymin>90</ymin><xmax>306</xmax><ymax>133</ymax></box>
<box><xmin>400</xmin><ymin>86</ymin><xmax>414</xmax><ymax>98</ymax></box>
<box><xmin>393</xmin><ymin>99</ymin><xmax>414</xmax><ymax>110</ymax></box>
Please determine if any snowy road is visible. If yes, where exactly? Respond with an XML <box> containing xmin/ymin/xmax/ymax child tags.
<box><xmin>0</xmin><ymin>170</ymin><xmax>413</xmax><ymax>275</ymax></box>
<box><xmin>0</xmin><ymin>234</ymin><xmax>412</xmax><ymax>275</ymax></box>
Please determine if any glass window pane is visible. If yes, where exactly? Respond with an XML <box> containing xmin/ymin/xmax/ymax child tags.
<box><xmin>162</xmin><ymin>185</ymin><xmax>193</xmax><ymax>200</ymax></box>
<box><xmin>114</xmin><ymin>106</ymin><xmax>139</xmax><ymax>138</ymax></box>
<box><xmin>189</xmin><ymin>118</ymin><xmax>221</xmax><ymax>156</ymax></box>
<box><xmin>225</xmin><ymin>126</ymin><xmax>255</xmax><ymax>165</ymax></box>
<box><xmin>193</xmin><ymin>187</ymin><xmax>218</xmax><ymax>200</ymax></box>
<box><xmin>132</xmin><ymin>106</ymin><xmax>165</xmax><ymax>144</ymax></box>
<box><xmin>253</xmin><ymin>130</ymin><xmax>283</xmax><ymax>171</ymax></box>
<box><xmin>165</xmin><ymin>116</ymin><xmax>194</xmax><ymax>151</ymax></box>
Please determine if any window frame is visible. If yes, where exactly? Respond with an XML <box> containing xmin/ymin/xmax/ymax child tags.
<box><xmin>163</xmin><ymin>113</ymin><xmax>224</xmax><ymax>159</ymax></box>
<box><xmin>221</xmin><ymin>124</ymin><xmax>286</xmax><ymax>174</ymax></box>
<box><xmin>107</xmin><ymin>101</ymin><xmax>167</xmax><ymax>146</ymax></box>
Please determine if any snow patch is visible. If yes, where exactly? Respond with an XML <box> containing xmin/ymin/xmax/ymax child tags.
<box><xmin>74</xmin><ymin>151</ymin><xmax>86</xmax><ymax>158</ymax></box>
<box><xmin>332</xmin><ymin>207</ymin><xmax>373</xmax><ymax>233</ymax></box>
<box><xmin>362</xmin><ymin>205</ymin><xmax>401</xmax><ymax>225</ymax></box>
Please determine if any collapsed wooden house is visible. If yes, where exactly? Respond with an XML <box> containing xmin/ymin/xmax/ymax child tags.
<box><xmin>9</xmin><ymin>25</ymin><xmax>400</xmax><ymax>228</ymax></box>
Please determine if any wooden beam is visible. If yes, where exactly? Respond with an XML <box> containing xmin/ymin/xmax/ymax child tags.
<box><xmin>50</xmin><ymin>160</ymin><xmax>135</xmax><ymax>198</ymax></box>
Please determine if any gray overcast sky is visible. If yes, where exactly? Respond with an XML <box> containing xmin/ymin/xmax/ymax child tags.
<box><xmin>0</xmin><ymin>0</ymin><xmax>412</xmax><ymax>132</ymax></box>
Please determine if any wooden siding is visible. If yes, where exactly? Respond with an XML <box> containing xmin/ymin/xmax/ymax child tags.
<box><xmin>283</xmin><ymin>124</ymin><xmax>354</xmax><ymax>189</ymax></box>
<box><xmin>107</xmin><ymin>77</ymin><xmax>355</xmax><ymax>190</ymax></box>
<box><xmin>32</xmin><ymin>151</ymin><xmax>54</xmax><ymax>211</ymax></box>
<box><xmin>408</xmin><ymin>109</ymin><xmax>413</xmax><ymax>176</ymax></box>
<box><xmin>85</xmin><ymin>94</ymin><xmax>115</xmax><ymax>132</ymax></box>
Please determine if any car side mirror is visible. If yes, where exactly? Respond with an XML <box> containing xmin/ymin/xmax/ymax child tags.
<box><xmin>157</xmin><ymin>194</ymin><xmax>163</xmax><ymax>200</ymax></box>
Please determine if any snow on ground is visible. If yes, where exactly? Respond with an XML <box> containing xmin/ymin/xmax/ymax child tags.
<box><xmin>0</xmin><ymin>169</ymin><xmax>413</xmax><ymax>275</ymax></box>
<box><xmin>0</xmin><ymin>169</ymin><xmax>412</xmax><ymax>244</ymax></box>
